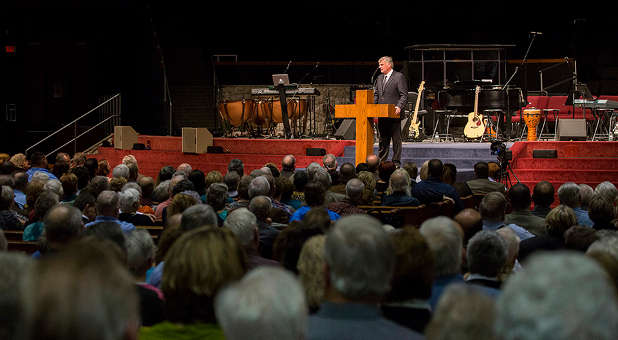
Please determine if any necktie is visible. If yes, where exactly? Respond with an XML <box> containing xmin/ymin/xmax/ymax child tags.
<box><xmin>383</xmin><ymin>75</ymin><xmax>388</xmax><ymax>91</ymax></box>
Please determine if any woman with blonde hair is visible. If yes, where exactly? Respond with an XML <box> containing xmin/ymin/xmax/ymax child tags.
<box><xmin>519</xmin><ymin>205</ymin><xmax>577</xmax><ymax>261</ymax></box>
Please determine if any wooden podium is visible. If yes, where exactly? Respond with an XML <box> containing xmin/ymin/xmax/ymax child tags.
<box><xmin>114</xmin><ymin>126</ymin><xmax>139</xmax><ymax>150</ymax></box>
<box><xmin>335</xmin><ymin>90</ymin><xmax>397</xmax><ymax>165</ymax></box>
<box><xmin>182</xmin><ymin>127</ymin><xmax>213</xmax><ymax>154</ymax></box>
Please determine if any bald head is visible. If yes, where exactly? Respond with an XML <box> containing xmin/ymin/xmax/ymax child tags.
<box><xmin>366</xmin><ymin>155</ymin><xmax>379</xmax><ymax>172</ymax></box>
<box><xmin>249</xmin><ymin>195</ymin><xmax>271</xmax><ymax>222</ymax></box>
<box><xmin>454</xmin><ymin>208</ymin><xmax>483</xmax><ymax>245</ymax></box>
<box><xmin>282</xmin><ymin>155</ymin><xmax>296</xmax><ymax>171</ymax></box>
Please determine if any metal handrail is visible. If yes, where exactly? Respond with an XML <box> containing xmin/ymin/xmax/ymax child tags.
<box><xmin>45</xmin><ymin>114</ymin><xmax>120</xmax><ymax>157</ymax></box>
<box><xmin>25</xmin><ymin>93</ymin><xmax>120</xmax><ymax>154</ymax></box>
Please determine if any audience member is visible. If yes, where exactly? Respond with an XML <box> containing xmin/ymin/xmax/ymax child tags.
<box><xmin>140</xmin><ymin>227</ymin><xmax>246</xmax><ymax>339</ymax></box>
<box><xmin>19</xmin><ymin>241</ymin><xmax>139</xmax><ymax>340</ymax></box>
<box><xmin>330</xmin><ymin>162</ymin><xmax>355</xmax><ymax>195</ymax></box>
<box><xmin>26</xmin><ymin>152</ymin><xmax>57</xmax><ymax>181</ymax></box>
<box><xmin>479</xmin><ymin>192</ymin><xmax>534</xmax><ymax>241</ymax></box>
<box><xmin>22</xmin><ymin>190</ymin><xmax>59</xmax><ymax>241</ymax></box>
<box><xmin>292</xmin><ymin>170</ymin><xmax>308</xmax><ymax>202</ymax></box>
<box><xmin>40</xmin><ymin>204</ymin><xmax>85</xmax><ymax>255</ymax></box>
<box><xmin>9</xmin><ymin>153</ymin><xmax>28</xmax><ymax>170</ymax></box>
<box><xmin>588</xmin><ymin>194</ymin><xmax>616</xmax><ymax>230</ymax></box>
<box><xmin>84</xmin><ymin>157</ymin><xmax>99</xmax><ymax>179</ymax></box>
<box><xmin>496</xmin><ymin>227</ymin><xmax>521</xmax><ymax>280</ymax></box>
<box><xmin>125</xmin><ymin>229</ymin><xmax>164</xmax><ymax>326</ymax></box>
<box><xmin>272</xmin><ymin>221</ymin><xmax>323</xmax><ymax>273</ymax></box>
<box><xmin>594</xmin><ymin>181</ymin><xmax>618</xmax><ymax>203</ymax></box>
<box><xmin>495</xmin><ymin>252</ymin><xmax>618</xmax><ymax>340</ymax></box>
<box><xmin>357</xmin><ymin>170</ymin><xmax>377</xmax><ymax>204</ymax></box>
<box><xmin>249</xmin><ymin>195</ymin><xmax>279</xmax><ymax>258</ymax></box>
<box><xmin>413</xmin><ymin>159</ymin><xmax>463</xmax><ymax>212</ymax></box>
<box><xmin>277</xmin><ymin>175</ymin><xmax>301</xmax><ymax>210</ymax></box>
<box><xmin>558</xmin><ymin>182</ymin><xmax>593</xmax><ymax>227</ymax></box>
<box><xmin>59</xmin><ymin>172</ymin><xmax>78</xmax><ymax>203</ymax></box>
<box><xmin>281</xmin><ymin>154</ymin><xmax>296</xmax><ymax>179</ymax></box>
<box><xmin>118</xmin><ymin>188</ymin><xmax>156</xmax><ymax>226</ymax></box>
<box><xmin>382</xmin><ymin>168</ymin><xmax>420</xmax><ymax>206</ymax></box>
<box><xmin>86</xmin><ymin>175</ymin><xmax>110</xmax><ymax>199</ymax></box>
<box><xmin>564</xmin><ymin>225</ymin><xmax>599</xmax><ymax>252</ymax></box>
<box><xmin>505</xmin><ymin>183</ymin><xmax>546</xmax><ymax>236</ymax></box>
<box><xmin>442</xmin><ymin>163</ymin><xmax>472</xmax><ymax>198</ymax></box>
<box><xmin>112</xmin><ymin>163</ymin><xmax>130</xmax><ymax>180</ymax></box>
<box><xmin>228</xmin><ymin>158</ymin><xmax>244</xmax><ymax>177</ymax></box>
<box><xmin>215</xmin><ymin>266</ymin><xmax>307</xmax><ymax>340</ymax></box>
<box><xmin>138</xmin><ymin>176</ymin><xmax>155</xmax><ymax>207</ymax></box>
<box><xmin>454</xmin><ymin>208</ymin><xmax>483</xmax><ymax>247</ymax></box>
<box><xmin>425</xmin><ymin>284</ymin><xmax>497</xmax><ymax>340</ymax></box>
<box><xmin>327</xmin><ymin>178</ymin><xmax>366</xmax><ymax>216</ymax></box>
<box><xmin>224</xmin><ymin>170</ymin><xmax>240</xmax><ymax>200</ymax></box>
<box><xmin>579</xmin><ymin>183</ymin><xmax>594</xmax><ymax>209</ymax></box>
<box><xmin>0</xmin><ymin>252</ymin><xmax>33</xmax><ymax>339</ymax></box>
<box><xmin>531</xmin><ymin>180</ymin><xmax>554</xmax><ymax>218</ymax></box>
<box><xmin>207</xmin><ymin>182</ymin><xmax>229</xmax><ymax>226</ymax></box>
<box><xmin>419</xmin><ymin>216</ymin><xmax>464</xmax><ymax>309</ymax></box>
<box><xmin>96</xmin><ymin>159</ymin><xmax>111</xmax><ymax>177</ymax></box>
<box><xmin>177</xmin><ymin>162</ymin><xmax>192</xmax><ymax>177</ymax></box>
<box><xmin>290</xmin><ymin>181</ymin><xmax>341</xmax><ymax>222</ymax></box>
<box><xmin>180</xmin><ymin>203</ymin><xmax>218</xmax><ymax>231</ymax></box>
<box><xmin>465</xmin><ymin>230</ymin><xmax>506</xmax><ymax>294</ymax></box>
<box><xmin>519</xmin><ymin>205</ymin><xmax>576</xmax><ymax>261</ymax></box>
<box><xmin>366</xmin><ymin>154</ymin><xmax>380</xmax><ymax>177</ymax></box>
<box><xmin>0</xmin><ymin>185</ymin><xmax>27</xmax><ymax>230</ymax></box>
<box><xmin>85</xmin><ymin>190</ymin><xmax>136</xmax><ymax>232</ymax></box>
<box><xmin>466</xmin><ymin>161</ymin><xmax>506</xmax><ymax>195</ymax></box>
<box><xmin>381</xmin><ymin>226</ymin><xmax>435</xmax><ymax>333</ymax></box>
<box><xmin>12</xmin><ymin>171</ymin><xmax>28</xmax><ymax>209</ymax></box>
<box><xmin>307</xmin><ymin>215</ymin><xmax>423</xmax><ymax>339</ymax></box>
<box><xmin>156</xmin><ymin>165</ymin><xmax>175</xmax><ymax>185</ymax></box>
<box><xmin>154</xmin><ymin>173</ymin><xmax>187</xmax><ymax>219</ymax></box>
<box><xmin>73</xmin><ymin>190</ymin><xmax>97</xmax><ymax>223</ymax></box>
<box><xmin>297</xmin><ymin>235</ymin><xmax>326</xmax><ymax>313</ymax></box>
<box><xmin>376</xmin><ymin>161</ymin><xmax>396</xmax><ymax>194</ymax></box>
<box><xmin>402</xmin><ymin>162</ymin><xmax>418</xmax><ymax>185</ymax></box>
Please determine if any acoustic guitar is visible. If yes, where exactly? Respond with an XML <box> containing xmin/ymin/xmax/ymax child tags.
<box><xmin>408</xmin><ymin>81</ymin><xmax>425</xmax><ymax>140</ymax></box>
<box><xmin>463</xmin><ymin>86</ymin><xmax>485</xmax><ymax>139</ymax></box>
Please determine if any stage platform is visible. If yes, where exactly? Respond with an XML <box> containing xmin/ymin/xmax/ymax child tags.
<box><xmin>92</xmin><ymin>136</ymin><xmax>618</xmax><ymax>200</ymax></box>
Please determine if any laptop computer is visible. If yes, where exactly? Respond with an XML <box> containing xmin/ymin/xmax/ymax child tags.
<box><xmin>272</xmin><ymin>74</ymin><xmax>290</xmax><ymax>86</ymax></box>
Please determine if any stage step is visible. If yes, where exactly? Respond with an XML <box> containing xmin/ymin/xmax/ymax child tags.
<box><xmin>513</xmin><ymin>158</ymin><xmax>618</xmax><ymax>170</ymax></box>
<box><xmin>513</xmin><ymin>169</ymin><xmax>618</xmax><ymax>183</ymax></box>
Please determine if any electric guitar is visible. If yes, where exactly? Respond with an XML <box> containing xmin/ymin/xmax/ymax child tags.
<box><xmin>463</xmin><ymin>86</ymin><xmax>485</xmax><ymax>139</ymax></box>
<box><xmin>408</xmin><ymin>81</ymin><xmax>425</xmax><ymax>140</ymax></box>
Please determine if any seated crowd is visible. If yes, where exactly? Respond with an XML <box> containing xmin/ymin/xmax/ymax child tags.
<box><xmin>0</xmin><ymin>150</ymin><xmax>617</xmax><ymax>340</ymax></box>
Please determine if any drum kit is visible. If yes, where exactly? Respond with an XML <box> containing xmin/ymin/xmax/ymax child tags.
<box><xmin>218</xmin><ymin>97</ymin><xmax>309</xmax><ymax>137</ymax></box>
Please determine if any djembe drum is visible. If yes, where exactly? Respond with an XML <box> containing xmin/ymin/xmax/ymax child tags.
<box><xmin>523</xmin><ymin>108</ymin><xmax>542</xmax><ymax>141</ymax></box>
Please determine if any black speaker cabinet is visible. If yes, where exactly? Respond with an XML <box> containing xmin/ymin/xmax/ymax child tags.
<box><xmin>334</xmin><ymin>119</ymin><xmax>355</xmax><ymax>140</ymax></box>
<box><xmin>306</xmin><ymin>148</ymin><xmax>326</xmax><ymax>156</ymax></box>
<box><xmin>557</xmin><ymin>119</ymin><xmax>587</xmax><ymax>141</ymax></box>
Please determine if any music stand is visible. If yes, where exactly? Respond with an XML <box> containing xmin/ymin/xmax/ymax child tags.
<box><xmin>272</xmin><ymin>74</ymin><xmax>290</xmax><ymax>86</ymax></box>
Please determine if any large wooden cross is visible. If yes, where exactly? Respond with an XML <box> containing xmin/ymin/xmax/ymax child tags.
<box><xmin>335</xmin><ymin>89</ymin><xmax>397</xmax><ymax>165</ymax></box>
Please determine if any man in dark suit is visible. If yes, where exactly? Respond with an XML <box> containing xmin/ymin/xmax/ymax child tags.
<box><xmin>374</xmin><ymin>56</ymin><xmax>408</xmax><ymax>166</ymax></box>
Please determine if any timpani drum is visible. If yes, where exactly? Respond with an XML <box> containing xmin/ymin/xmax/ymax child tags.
<box><xmin>218</xmin><ymin>99</ymin><xmax>255</xmax><ymax>127</ymax></box>
<box><xmin>523</xmin><ymin>108</ymin><xmax>542</xmax><ymax>141</ymax></box>
<box><xmin>271</xmin><ymin>98</ymin><xmax>308</xmax><ymax>123</ymax></box>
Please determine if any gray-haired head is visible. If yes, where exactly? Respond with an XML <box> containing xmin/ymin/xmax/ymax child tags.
<box><xmin>594</xmin><ymin>181</ymin><xmax>618</xmax><ymax>203</ymax></box>
<box><xmin>34</xmin><ymin>190</ymin><xmax>59</xmax><ymax>220</ymax></box>
<box><xmin>248</xmin><ymin>176</ymin><xmax>270</xmax><ymax>199</ymax></box>
<box><xmin>96</xmin><ymin>190</ymin><xmax>119</xmax><ymax>217</ymax></box>
<box><xmin>0</xmin><ymin>252</ymin><xmax>34</xmax><ymax>339</ymax></box>
<box><xmin>557</xmin><ymin>182</ymin><xmax>581</xmax><ymax>208</ymax></box>
<box><xmin>31</xmin><ymin>171</ymin><xmax>50</xmax><ymax>183</ymax></box>
<box><xmin>44</xmin><ymin>205</ymin><xmax>83</xmax><ymax>244</ymax></box>
<box><xmin>152</xmin><ymin>179</ymin><xmax>171</xmax><ymax>202</ymax></box>
<box><xmin>43</xmin><ymin>179</ymin><xmax>64</xmax><ymax>198</ymax></box>
<box><xmin>578</xmin><ymin>184</ymin><xmax>594</xmax><ymax>209</ymax></box>
<box><xmin>479</xmin><ymin>192</ymin><xmax>507</xmax><ymax>223</ymax></box>
<box><xmin>0</xmin><ymin>186</ymin><xmax>14</xmax><ymax>210</ymax></box>
<box><xmin>420</xmin><ymin>216</ymin><xmax>463</xmax><ymax>277</ymax></box>
<box><xmin>122</xmin><ymin>182</ymin><xmax>142</xmax><ymax>196</ymax></box>
<box><xmin>588</xmin><ymin>195</ymin><xmax>616</xmax><ymax>227</ymax></box>
<box><xmin>118</xmin><ymin>188</ymin><xmax>140</xmax><ymax>214</ymax></box>
<box><xmin>426</xmin><ymin>284</ymin><xmax>497</xmax><ymax>340</ymax></box>
<box><xmin>177</xmin><ymin>163</ymin><xmax>192</xmax><ymax>177</ymax></box>
<box><xmin>586</xmin><ymin>234</ymin><xmax>618</xmax><ymax>261</ymax></box>
<box><xmin>180</xmin><ymin>204</ymin><xmax>217</xmax><ymax>230</ymax></box>
<box><xmin>311</xmin><ymin>167</ymin><xmax>332</xmax><ymax>190</ymax></box>
<box><xmin>389</xmin><ymin>168</ymin><xmax>411</xmax><ymax>196</ymax></box>
<box><xmin>345</xmin><ymin>178</ymin><xmax>365</xmax><ymax>202</ymax></box>
<box><xmin>112</xmin><ymin>164</ymin><xmax>130</xmax><ymax>180</ymax></box>
<box><xmin>306</xmin><ymin>162</ymin><xmax>322</xmax><ymax>181</ymax></box>
<box><xmin>325</xmin><ymin>215</ymin><xmax>394</xmax><ymax>299</ymax></box>
<box><xmin>467</xmin><ymin>230</ymin><xmax>507</xmax><ymax>277</ymax></box>
<box><xmin>259</xmin><ymin>167</ymin><xmax>273</xmax><ymax>177</ymax></box>
<box><xmin>125</xmin><ymin>229</ymin><xmax>156</xmax><ymax>278</ymax></box>
<box><xmin>228</xmin><ymin>159</ymin><xmax>244</xmax><ymax>177</ymax></box>
<box><xmin>223</xmin><ymin>208</ymin><xmax>258</xmax><ymax>247</ymax></box>
<box><xmin>496</xmin><ymin>227</ymin><xmax>520</xmax><ymax>270</ymax></box>
<box><xmin>215</xmin><ymin>266</ymin><xmax>307</xmax><ymax>340</ymax></box>
<box><xmin>248</xmin><ymin>195</ymin><xmax>271</xmax><ymax>223</ymax></box>
<box><xmin>495</xmin><ymin>252</ymin><xmax>618</xmax><ymax>340</ymax></box>
<box><xmin>322</xmin><ymin>154</ymin><xmax>337</xmax><ymax>170</ymax></box>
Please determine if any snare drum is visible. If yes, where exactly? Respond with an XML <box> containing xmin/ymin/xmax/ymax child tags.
<box><xmin>523</xmin><ymin>108</ymin><xmax>542</xmax><ymax>141</ymax></box>
<box><xmin>218</xmin><ymin>100</ymin><xmax>255</xmax><ymax>127</ymax></box>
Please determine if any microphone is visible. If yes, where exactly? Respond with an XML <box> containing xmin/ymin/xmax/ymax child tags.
<box><xmin>530</xmin><ymin>31</ymin><xmax>543</xmax><ymax>35</ymax></box>
<box><xmin>371</xmin><ymin>67</ymin><xmax>380</xmax><ymax>85</ymax></box>
<box><xmin>285</xmin><ymin>60</ymin><xmax>292</xmax><ymax>73</ymax></box>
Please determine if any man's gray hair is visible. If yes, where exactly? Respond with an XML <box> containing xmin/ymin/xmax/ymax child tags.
<box><xmin>223</xmin><ymin>208</ymin><xmax>258</xmax><ymax>247</ymax></box>
<box><xmin>389</xmin><ymin>168</ymin><xmax>411</xmax><ymax>196</ymax></box>
<box><xmin>586</xmin><ymin>234</ymin><xmax>618</xmax><ymax>261</ymax></box>
<box><xmin>467</xmin><ymin>230</ymin><xmax>507</xmax><ymax>277</ymax></box>
<box><xmin>495</xmin><ymin>252</ymin><xmax>618</xmax><ymax>340</ymax></box>
<box><xmin>420</xmin><ymin>216</ymin><xmax>463</xmax><ymax>277</ymax></box>
<box><xmin>557</xmin><ymin>182</ymin><xmax>581</xmax><ymax>208</ymax></box>
<box><xmin>248</xmin><ymin>176</ymin><xmax>270</xmax><ymax>199</ymax></box>
<box><xmin>125</xmin><ymin>229</ymin><xmax>156</xmax><ymax>277</ymax></box>
<box><xmin>312</xmin><ymin>167</ymin><xmax>332</xmax><ymax>189</ymax></box>
<box><xmin>118</xmin><ymin>188</ymin><xmax>140</xmax><ymax>213</ymax></box>
<box><xmin>578</xmin><ymin>184</ymin><xmax>594</xmax><ymax>209</ymax></box>
<box><xmin>96</xmin><ymin>190</ymin><xmax>119</xmax><ymax>216</ymax></box>
<box><xmin>379</xmin><ymin>56</ymin><xmax>394</xmax><ymax>66</ymax></box>
<box><xmin>426</xmin><ymin>284</ymin><xmax>497</xmax><ymax>340</ymax></box>
<box><xmin>152</xmin><ymin>180</ymin><xmax>171</xmax><ymax>202</ymax></box>
<box><xmin>345</xmin><ymin>178</ymin><xmax>365</xmax><ymax>201</ymax></box>
<box><xmin>31</xmin><ymin>171</ymin><xmax>50</xmax><ymax>183</ymax></box>
<box><xmin>325</xmin><ymin>215</ymin><xmax>394</xmax><ymax>299</ymax></box>
<box><xmin>177</xmin><ymin>163</ymin><xmax>192</xmax><ymax>177</ymax></box>
<box><xmin>594</xmin><ymin>181</ymin><xmax>618</xmax><ymax>203</ymax></box>
<box><xmin>112</xmin><ymin>164</ymin><xmax>130</xmax><ymax>179</ymax></box>
<box><xmin>322</xmin><ymin>153</ymin><xmax>337</xmax><ymax>170</ymax></box>
<box><xmin>0</xmin><ymin>186</ymin><xmax>13</xmax><ymax>210</ymax></box>
<box><xmin>0</xmin><ymin>252</ymin><xmax>34</xmax><ymax>339</ymax></box>
<box><xmin>43</xmin><ymin>179</ymin><xmax>64</xmax><ymax>198</ymax></box>
<box><xmin>180</xmin><ymin>204</ymin><xmax>218</xmax><ymax>230</ymax></box>
<box><xmin>122</xmin><ymin>182</ymin><xmax>142</xmax><ymax>195</ymax></box>
<box><xmin>215</xmin><ymin>266</ymin><xmax>308</xmax><ymax>340</ymax></box>
<box><xmin>479</xmin><ymin>192</ymin><xmax>507</xmax><ymax>223</ymax></box>
<box><xmin>306</xmin><ymin>162</ymin><xmax>322</xmax><ymax>180</ymax></box>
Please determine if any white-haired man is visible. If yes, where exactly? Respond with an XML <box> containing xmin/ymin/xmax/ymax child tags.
<box><xmin>307</xmin><ymin>215</ymin><xmax>422</xmax><ymax>339</ymax></box>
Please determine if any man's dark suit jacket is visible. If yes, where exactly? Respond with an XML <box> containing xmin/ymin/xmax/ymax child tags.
<box><xmin>374</xmin><ymin>70</ymin><xmax>408</xmax><ymax>116</ymax></box>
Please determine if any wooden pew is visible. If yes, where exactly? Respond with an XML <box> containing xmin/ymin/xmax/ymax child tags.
<box><xmin>135</xmin><ymin>225</ymin><xmax>164</xmax><ymax>241</ymax></box>
<box><xmin>7</xmin><ymin>241</ymin><xmax>39</xmax><ymax>254</ymax></box>
<box><xmin>2</xmin><ymin>230</ymin><xmax>25</xmax><ymax>241</ymax></box>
